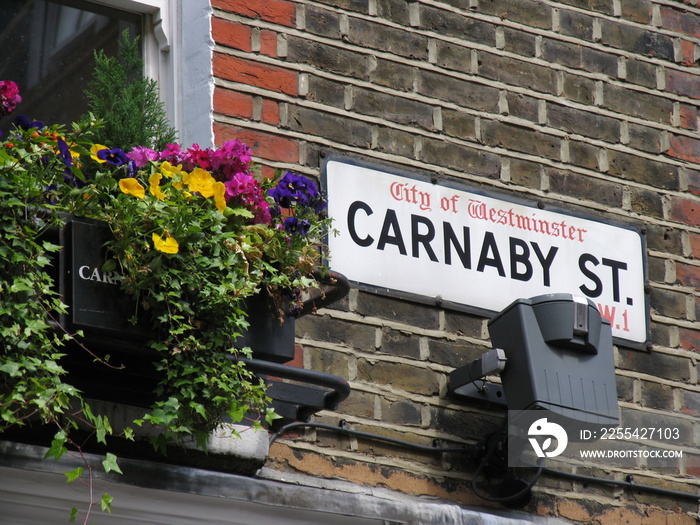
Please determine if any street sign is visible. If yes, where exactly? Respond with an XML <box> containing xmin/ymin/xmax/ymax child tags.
<box><xmin>323</xmin><ymin>157</ymin><xmax>648</xmax><ymax>347</ymax></box>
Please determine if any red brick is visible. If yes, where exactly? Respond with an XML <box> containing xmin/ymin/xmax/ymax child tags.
<box><xmin>680</xmin><ymin>40</ymin><xmax>696</xmax><ymax>66</ymax></box>
<box><xmin>213</xmin><ymin>87</ymin><xmax>254</xmax><ymax>119</ymax></box>
<box><xmin>212</xmin><ymin>17</ymin><xmax>252</xmax><ymax>51</ymax></box>
<box><xmin>213</xmin><ymin>53</ymin><xmax>298</xmax><ymax>96</ymax></box>
<box><xmin>261</xmin><ymin>99</ymin><xmax>280</xmax><ymax>125</ymax></box>
<box><xmin>679</xmin><ymin>103</ymin><xmax>698</xmax><ymax>131</ymax></box>
<box><xmin>676</xmin><ymin>261</ymin><xmax>700</xmax><ymax>290</ymax></box>
<box><xmin>669</xmin><ymin>196</ymin><xmax>700</xmax><ymax>226</ymax></box>
<box><xmin>660</xmin><ymin>6</ymin><xmax>700</xmax><ymax>39</ymax></box>
<box><xmin>214</xmin><ymin>122</ymin><xmax>299</xmax><ymax>163</ymax></box>
<box><xmin>668</xmin><ymin>134</ymin><xmax>700</xmax><ymax>163</ymax></box>
<box><xmin>666</xmin><ymin>69</ymin><xmax>700</xmax><ymax>99</ymax></box>
<box><xmin>690</xmin><ymin>231</ymin><xmax>700</xmax><ymax>256</ymax></box>
<box><xmin>260</xmin><ymin>30</ymin><xmax>278</xmax><ymax>57</ymax></box>
<box><xmin>679</xmin><ymin>327</ymin><xmax>700</xmax><ymax>351</ymax></box>
<box><xmin>212</xmin><ymin>0</ymin><xmax>295</xmax><ymax>26</ymax></box>
<box><xmin>689</xmin><ymin>169</ymin><xmax>700</xmax><ymax>195</ymax></box>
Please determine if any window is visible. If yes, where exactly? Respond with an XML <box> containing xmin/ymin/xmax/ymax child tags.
<box><xmin>0</xmin><ymin>0</ymin><xmax>143</xmax><ymax>129</ymax></box>
<box><xmin>0</xmin><ymin>0</ymin><xmax>213</xmax><ymax>146</ymax></box>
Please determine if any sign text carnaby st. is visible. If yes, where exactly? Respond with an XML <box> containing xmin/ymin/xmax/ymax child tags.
<box><xmin>323</xmin><ymin>159</ymin><xmax>648</xmax><ymax>346</ymax></box>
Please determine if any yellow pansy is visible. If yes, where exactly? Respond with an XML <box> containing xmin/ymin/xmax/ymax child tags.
<box><xmin>172</xmin><ymin>171</ymin><xmax>190</xmax><ymax>190</ymax></box>
<box><xmin>148</xmin><ymin>172</ymin><xmax>167</xmax><ymax>201</ymax></box>
<box><xmin>187</xmin><ymin>167</ymin><xmax>216</xmax><ymax>197</ymax></box>
<box><xmin>152</xmin><ymin>232</ymin><xmax>179</xmax><ymax>254</ymax></box>
<box><xmin>90</xmin><ymin>143</ymin><xmax>109</xmax><ymax>163</ymax></box>
<box><xmin>160</xmin><ymin>161</ymin><xmax>183</xmax><ymax>178</ymax></box>
<box><xmin>213</xmin><ymin>181</ymin><xmax>227</xmax><ymax>214</ymax></box>
<box><xmin>119</xmin><ymin>178</ymin><xmax>145</xmax><ymax>199</ymax></box>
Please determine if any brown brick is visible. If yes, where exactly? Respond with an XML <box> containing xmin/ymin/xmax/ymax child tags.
<box><xmin>418</xmin><ymin>71</ymin><xmax>500</xmax><ymax>112</ymax></box>
<box><xmin>370</xmin><ymin>59</ymin><xmax>416</xmax><ymax>92</ymax></box>
<box><xmin>650</xmin><ymin>287</ymin><xmax>688</xmax><ymax>319</ymax></box>
<box><xmin>375</xmin><ymin>126</ymin><xmax>416</xmax><ymax>157</ymax></box>
<box><xmin>547</xmin><ymin>103</ymin><xmax>620</xmax><ymax>142</ymax></box>
<box><xmin>679</xmin><ymin>103</ymin><xmax>699</xmax><ymax>131</ymax></box>
<box><xmin>554</xmin><ymin>0</ymin><xmax>614</xmax><ymax>15</ymax></box>
<box><xmin>509</xmin><ymin>158</ymin><xmax>542</xmax><ymax>188</ymax></box>
<box><xmin>309</xmin><ymin>0</ymin><xmax>371</xmax><ymax>14</ymax></box>
<box><xmin>476</xmin><ymin>0</ymin><xmax>552</xmax><ymax>30</ymax></box>
<box><xmin>379</xmin><ymin>397</ymin><xmax>422</xmax><ymax>426</ymax></box>
<box><xmin>604</xmin><ymin>84</ymin><xmax>674</xmax><ymax>124</ymax></box>
<box><xmin>428</xmin><ymin>405</ymin><xmax>504</xmax><ymax>442</ymax></box>
<box><xmin>305</xmin><ymin>4</ymin><xmax>342</xmax><ymax>39</ymax></box>
<box><xmin>434</xmin><ymin>40</ymin><xmax>472</xmax><ymax>74</ymax></box>
<box><xmin>629</xmin><ymin>187</ymin><xmax>664</xmax><ymax>219</ymax></box>
<box><xmin>419</xmin><ymin>138</ymin><xmax>502</xmax><ymax>179</ymax></box>
<box><xmin>625</xmin><ymin>58</ymin><xmax>657</xmax><ymax>88</ymax></box>
<box><xmin>639</xmin><ymin>380</ymin><xmax>674</xmax><ymax>410</ymax></box>
<box><xmin>379</xmin><ymin>327</ymin><xmax>421</xmax><ymax>359</ymax></box>
<box><xmin>646</xmin><ymin>225</ymin><xmax>682</xmax><ymax>256</ymax></box>
<box><xmin>376</xmin><ymin>0</ymin><xmax>412</xmax><ymax>25</ymax></box>
<box><xmin>627</xmin><ymin>123</ymin><xmax>666</xmax><ymax>154</ymax></box>
<box><xmin>542</xmin><ymin>39</ymin><xmax>617</xmax><ymax>76</ymax></box>
<box><xmin>681</xmin><ymin>389</ymin><xmax>700</xmax><ymax>416</ymax></box>
<box><xmin>617</xmin><ymin>349</ymin><xmax>691</xmax><ymax>381</ymax></box>
<box><xmin>547</xmin><ymin>167</ymin><xmax>623</xmax><ymax>207</ymax></box>
<box><xmin>442</xmin><ymin>109</ymin><xmax>478</xmax><ymax>141</ymax></box>
<box><xmin>444</xmin><ymin>310</ymin><xmax>485</xmax><ymax>338</ymax></box>
<box><xmin>337</xmin><ymin>389</ymin><xmax>377</xmax><ymax>419</ymax></box>
<box><xmin>428</xmin><ymin>338</ymin><xmax>486</xmax><ymax>368</ymax></box>
<box><xmin>690</xmin><ymin>231</ymin><xmax>700</xmax><ymax>257</ymax></box>
<box><xmin>506</xmin><ymin>92</ymin><xmax>540</xmax><ymax>122</ymax></box>
<box><xmin>606</xmin><ymin>149</ymin><xmax>679</xmax><ymax>190</ymax></box>
<box><xmin>562</xmin><ymin>72</ymin><xmax>596</xmax><ymax>104</ymax></box>
<box><xmin>286</xmin><ymin>106</ymin><xmax>373</xmax><ymax>148</ymax></box>
<box><xmin>559</xmin><ymin>8</ymin><xmax>596</xmax><ymax>40</ymax></box>
<box><xmin>348</xmin><ymin>18</ymin><xmax>429</xmax><ymax>60</ymax></box>
<box><xmin>356</xmin><ymin>292</ymin><xmax>441</xmax><ymax>329</ymax></box>
<box><xmin>287</xmin><ymin>36</ymin><xmax>373</xmax><ymax>80</ymax></box>
<box><xmin>420</xmin><ymin>6</ymin><xmax>496</xmax><ymax>46</ymax></box>
<box><xmin>306</xmin><ymin>75</ymin><xmax>345</xmax><ymax>107</ymax></box>
<box><xmin>356</xmin><ymin>358</ymin><xmax>440</xmax><ymax>395</ymax></box>
<box><xmin>616</xmin><ymin>374</ymin><xmax>635</xmax><ymax>403</ymax></box>
<box><xmin>620</xmin><ymin>0</ymin><xmax>653</xmax><ymax>24</ymax></box>
<box><xmin>481</xmin><ymin>120</ymin><xmax>560</xmax><ymax>160</ymax></box>
<box><xmin>599</xmin><ymin>19</ymin><xmax>674</xmax><ymax>60</ymax></box>
<box><xmin>304</xmin><ymin>345</ymin><xmax>352</xmax><ymax>378</ymax></box>
<box><xmin>502</xmin><ymin>27</ymin><xmax>537</xmax><ymax>57</ymax></box>
<box><xmin>353</xmin><ymin>88</ymin><xmax>435</xmax><ymax>130</ymax></box>
<box><xmin>478</xmin><ymin>52</ymin><xmax>558</xmax><ymax>95</ymax></box>
<box><xmin>568</xmin><ymin>140</ymin><xmax>600</xmax><ymax>170</ymax></box>
<box><xmin>296</xmin><ymin>314</ymin><xmax>376</xmax><ymax>349</ymax></box>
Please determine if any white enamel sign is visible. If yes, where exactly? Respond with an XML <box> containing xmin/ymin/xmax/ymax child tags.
<box><xmin>324</xmin><ymin>159</ymin><xmax>648</xmax><ymax>345</ymax></box>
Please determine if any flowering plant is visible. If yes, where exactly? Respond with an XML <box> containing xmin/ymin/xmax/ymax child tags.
<box><xmin>0</xmin><ymin>79</ymin><xmax>332</xmax><ymax>505</ymax></box>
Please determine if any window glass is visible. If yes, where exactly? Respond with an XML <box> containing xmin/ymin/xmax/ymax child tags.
<box><xmin>0</xmin><ymin>0</ymin><xmax>142</xmax><ymax>130</ymax></box>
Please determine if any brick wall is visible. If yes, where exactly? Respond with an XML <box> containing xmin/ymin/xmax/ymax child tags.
<box><xmin>210</xmin><ymin>0</ymin><xmax>700</xmax><ymax>522</ymax></box>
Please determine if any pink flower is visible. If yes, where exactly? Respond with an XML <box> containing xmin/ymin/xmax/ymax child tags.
<box><xmin>183</xmin><ymin>143</ymin><xmax>212</xmax><ymax>171</ymax></box>
<box><xmin>224</xmin><ymin>172</ymin><xmax>271</xmax><ymax>224</ymax></box>
<box><xmin>127</xmin><ymin>146</ymin><xmax>158</xmax><ymax>168</ymax></box>
<box><xmin>159</xmin><ymin>143</ymin><xmax>185</xmax><ymax>165</ymax></box>
<box><xmin>0</xmin><ymin>80</ymin><xmax>21</xmax><ymax>117</ymax></box>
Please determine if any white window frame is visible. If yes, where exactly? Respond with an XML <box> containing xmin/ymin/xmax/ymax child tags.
<box><xmin>91</xmin><ymin>0</ymin><xmax>214</xmax><ymax>147</ymax></box>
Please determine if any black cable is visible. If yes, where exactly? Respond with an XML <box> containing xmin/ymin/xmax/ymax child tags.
<box><xmin>269</xmin><ymin>420</ymin><xmax>479</xmax><ymax>455</ymax></box>
<box><xmin>270</xmin><ymin>420</ymin><xmax>700</xmax><ymax>503</ymax></box>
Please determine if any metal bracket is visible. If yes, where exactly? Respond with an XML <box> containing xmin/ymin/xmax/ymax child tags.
<box><xmin>449</xmin><ymin>381</ymin><xmax>507</xmax><ymax>407</ymax></box>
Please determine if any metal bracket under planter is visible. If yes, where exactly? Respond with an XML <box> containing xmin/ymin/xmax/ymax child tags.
<box><xmin>239</xmin><ymin>358</ymin><xmax>351</xmax><ymax>430</ymax></box>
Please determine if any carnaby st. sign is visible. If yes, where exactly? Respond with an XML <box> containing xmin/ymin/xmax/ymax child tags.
<box><xmin>323</xmin><ymin>158</ymin><xmax>648</xmax><ymax>347</ymax></box>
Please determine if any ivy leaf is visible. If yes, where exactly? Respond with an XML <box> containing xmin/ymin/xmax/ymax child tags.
<box><xmin>102</xmin><ymin>452</ymin><xmax>123</xmax><ymax>475</ymax></box>
<box><xmin>64</xmin><ymin>466</ymin><xmax>84</xmax><ymax>483</ymax></box>
<box><xmin>100</xmin><ymin>493</ymin><xmax>114</xmax><ymax>513</ymax></box>
<box><xmin>69</xmin><ymin>507</ymin><xmax>79</xmax><ymax>522</ymax></box>
<box><xmin>45</xmin><ymin>432</ymin><xmax>68</xmax><ymax>461</ymax></box>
